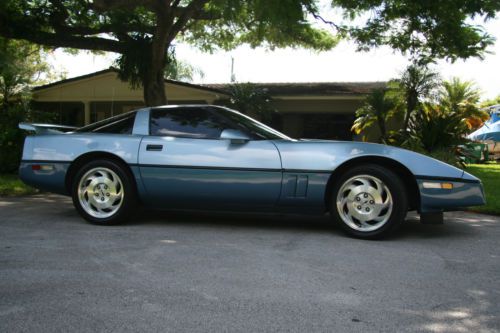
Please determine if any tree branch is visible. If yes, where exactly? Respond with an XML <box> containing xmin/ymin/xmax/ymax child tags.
<box><xmin>48</xmin><ymin>0</ymin><xmax>70</xmax><ymax>33</ymax></box>
<box><xmin>0</xmin><ymin>23</ymin><xmax>124</xmax><ymax>53</ymax></box>
<box><xmin>168</xmin><ymin>0</ymin><xmax>210</xmax><ymax>43</ymax></box>
<box><xmin>91</xmin><ymin>0</ymin><xmax>157</xmax><ymax>11</ymax></box>
<box><xmin>171</xmin><ymin>0</ymin><xmax>181</xmax><ymax>9</ymax></box>
<box><xmin>65</xmin><ymin>24</ymin><xmax>155</xmax><ymax>36</ymax></box>
<box><xmin>172</xmin><ymin>7</ymin><xmax>221</xmax><ymax>20</ymax></box>
<box><xmin>310</xmin><ymin>12</ymin><xmax>343</xmax><ymax>33</ymax></box>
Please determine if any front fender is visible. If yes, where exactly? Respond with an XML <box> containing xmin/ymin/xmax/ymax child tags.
<box><xmin>273</xmin><ymin>140</ymin><xmax>464</xmax><ymax>179</ymax></box>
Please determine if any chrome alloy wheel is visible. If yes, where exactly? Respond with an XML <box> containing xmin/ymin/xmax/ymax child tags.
<box><xmin>336</xmin><ymin>175</ymin><xmax>393</xmax><ymax>232</ymax></box>
<box><xmin>78</xmin><ymin>167</ymin><xmax>124</xmax><ymax>219</ymax></box>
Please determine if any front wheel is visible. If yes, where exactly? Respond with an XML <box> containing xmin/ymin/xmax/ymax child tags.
<box><xmin>71</xmin><ymin>159</ymin><xmax>136</xmax><ymax>225</ymax></box>
<box><xmin>330</xmin><ymin>164</ymin><xmax>408</xmax><ymax>239</ymax></box>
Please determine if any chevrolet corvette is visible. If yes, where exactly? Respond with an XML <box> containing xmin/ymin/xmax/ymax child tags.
<box><xmin>18</xmin><ymin>105</ymin><xmax>485</xmax><ymax>239</ymax></box>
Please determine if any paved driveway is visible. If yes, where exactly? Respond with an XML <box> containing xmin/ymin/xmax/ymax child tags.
<box><xmin>1</xmin><ymin>194</ymin><xmax>499</xmax><ymax>332</ymax></box>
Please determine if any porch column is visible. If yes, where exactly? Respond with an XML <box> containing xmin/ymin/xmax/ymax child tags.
<box><xmin>83</xmin><ymin>100</ymin><xmax>91</xmax><ymax>125</ymax></box>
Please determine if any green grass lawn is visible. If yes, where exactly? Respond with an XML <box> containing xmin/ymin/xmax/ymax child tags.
<box><xmin>0</xmin><ymin>174</ymin><xmax>38</xmax><ymax>196</ymax></box>
<box><xmin>465</xmin><ymin>163</ymin><xmax>500</xmax><ymax>215</ymax></box>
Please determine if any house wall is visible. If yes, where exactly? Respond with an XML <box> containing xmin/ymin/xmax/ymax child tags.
<box><xmin>32</xmin><ymin>72</ymin><xmax>226</xmax><ymax>125</ymax></box>
<box><xmin>32</xmin><ymin>72</ymin><xmax>371</xmax><ymax>141</ymax></box>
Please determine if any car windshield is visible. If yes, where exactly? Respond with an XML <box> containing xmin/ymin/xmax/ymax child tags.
<box><xmin>213</xmin><ymin>106</ymin><xmax>293</xmax><ymax>140</ymax></box>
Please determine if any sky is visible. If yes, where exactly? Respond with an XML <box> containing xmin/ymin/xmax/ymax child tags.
<box><xmin>47</xmin><ymin>17</ymin><xmax>500</xmax><ymax>100</ymax></box>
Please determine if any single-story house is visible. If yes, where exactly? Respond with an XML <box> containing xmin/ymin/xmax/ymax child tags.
<box><xmin>32</xmin><ymin>68</ymin><xmax>385</xmax><ymax>140</ymax></box>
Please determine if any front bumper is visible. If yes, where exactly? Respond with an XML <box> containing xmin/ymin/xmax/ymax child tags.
<box><xmin>417</xmin><ymin>178</ymin><xmax>486</xmax><ymax>213</ymax></box>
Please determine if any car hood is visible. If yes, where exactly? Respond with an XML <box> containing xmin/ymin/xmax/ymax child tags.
<box><xmin>274</xmin><ymin>139</ymin><xmax>473</xmax><ymax>181</ymax></box>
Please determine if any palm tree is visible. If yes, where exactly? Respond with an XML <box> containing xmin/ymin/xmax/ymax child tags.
<box><xmin>392</xmin><ymin>64</ymin><xmax>441</xmax><ymax>133</ymax></box>
<box><xmin>351</xmin><ymin>88</ymin><xmax>401</xmax><ymax>142</ymax></box>
<box><xmin>438</xmin><ymin>78</ymin><xmax>488</xmax><ymax>131</ymax></box>
<box><xmin>406</xmin><ymin>78</ymin><xmax>488</xmax><ymax>154</ymax></box>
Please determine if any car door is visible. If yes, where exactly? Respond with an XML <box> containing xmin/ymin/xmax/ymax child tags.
<box><xmin>138</xmin><ymin>106</ymin><xmax>282</xmax><ymax>210</ymax></box>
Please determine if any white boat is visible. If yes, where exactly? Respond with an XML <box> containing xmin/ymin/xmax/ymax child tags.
<box><xmin>468</xmin><ymin>104</ymin><xmax>500</xmax><ymax>142</ymax></box>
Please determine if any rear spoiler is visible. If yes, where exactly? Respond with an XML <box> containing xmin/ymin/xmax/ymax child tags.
<box><xmin>18</xmin><ymin>122</ymin><xmax>77</xmax><ymax>135</ymax></box>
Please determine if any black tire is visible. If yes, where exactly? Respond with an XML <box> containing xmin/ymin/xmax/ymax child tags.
<box><xmin>330</xmin><ymin>164</ymin><xmax>408</xmax><ymax>239</ymax></box>
<box><xmin>71</xmin><ymin>159</ymin><xmax>136</xmax><ymax>225</ymax></box>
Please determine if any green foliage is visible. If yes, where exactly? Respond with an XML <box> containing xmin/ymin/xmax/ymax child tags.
<box><xmin>224</xmin><ymin>83</ymin><xmax>276</xmax><ymax>123</ymax></box>
<box><xmin>1</xmin><ymin>1</ymin><xmax>497</xmax><ymax>105</ymax></box>
<box><xmin>0</xmin><ymin>38</ymin><xmax>52</xmax><ymax>105</ymax></box>
<box><xmin>355</xmin><ymin>68</ymin><xmax>487</xmax><ymax>166</ymax></box>
<box><xmin>407</xmin><ymin>104</ymin><xmax>470</xmax><ymax>152</ymax></box>
<box><xmin>0</xmin><ymin>104</ymin><xmax>56</xmax><ymax>173</ymax></box>
<box><xmin>0</xmin><ymin>104</ymin><xmax>26</xmax><ymax>173</ymax></box>
<box><xmin>392</xmin><ymin>77</ymin><xmax>487</xmax><ymax>166</ymax></box>
<box><xmin>396</xmin><ymin>134</ymin><xmax>466</xmax><ymax>168</ymax></box>
<box><xmin>351</xmin><ymin>88</ymin><xmax>402</xmax><ymax>142</ymax></box>
<box><xmin>0</xmin><ymin>0</ymin><xmax>341</xmax><ymax>105</ymax></box>
<box><xmin>353</xmin><ymin>65</ymin><xmax>444</xmax><ymax>144</ymax></box>
<box><xmin>440</xmin><ymin>78</ymin><xmax>481</xmax><ymax>110</ymax></box>
<box><xmin>116</xmin><ymin>45</ymin><xmax>204</xmax><ymax>86</ymax></box>
<box><xmin>481</xmin><ymin>95</ymin><xmax>500</xmax><ymax>108</ymax></box>
<box><xmin>0</xmin><ymin>37</ymin><xmax>59</xmax><ymax>172</ymax></box>
<box><xmin>184</xmin><ymin>0</ymin><xmax>339</xmax><ymax>52</ymax></box>
<box><xmin>114</xmin><ymin>37</ymin><xmax>153</xmax><ymax>89</ymax></box>
<box><xmin>439</xmin><ymin>78</ymin><xmax>488</xmax><ymax>131</ymax></box>
<box><xmin>165</xmin><ymin>57</ymin><xmax>205</xmax><ymax>82</ymax></box>
<box><xmin>332</xmin><ymin>0</ymin><xmax>500</xmax><ymax>63</ymax></box>
<box><xmin>390</xmin><ymin>63</ymin><xmax>441</xmax><ymax>133</ymax></box>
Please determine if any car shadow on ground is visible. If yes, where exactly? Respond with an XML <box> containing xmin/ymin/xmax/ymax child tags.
<box><xmin>126</xmin><ymin>207</ymin><xmax>478</xmax><ymax>241</ymax></box>
<box><xmin>131</xmin><ymin>208</ymin><xmax>336</xmax><ymax>232</ymax></box>
<box><xmin>0</xmin><ymin>194</ymin><xmax>487</xmax><ymax>241</ymax></box>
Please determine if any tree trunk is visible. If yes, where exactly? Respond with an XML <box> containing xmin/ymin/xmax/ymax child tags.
<box><xmin>378</xmin><ymin>117</ymin><xmax>387</xmax><ymax>142</ymax></box>
<box><xmin>402</xmin><ymin>105</ymin><xmax>411</xmax><ymax>132</ymax></box>
<box><xmin>402</xmin><ymin>94</ymin><xmax>417</xmax><ymax>132</ymax></box>
<box><xmin>142</xmin><ymin>5</ymin><xmax>172</xmax><ymax>107</ymax></box>
<box><xmin>143</xmin><ymin>65</ymin><xmax>167</xmax><ymax>106</ymax></box>
<box><xmin>139</xmin><ymin>0</ymin><xmax>209</xmax><ymax>106</ymax></box>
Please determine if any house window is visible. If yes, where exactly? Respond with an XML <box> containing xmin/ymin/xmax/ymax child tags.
<box><xmin>76</xmin><ymin>112</ymin><xmax>136</xmax><ymax>134</ymax></box>
<box><xmin>301</xmin><ymin>114</ymin><xmax>355</xmax><ymax>140</ymax></box>
<box><xmin>90</xmin><ymin>101</ymin><xmax>144</xmax><ymax>123</ymax></box>
<box><xmin>31</xmin><ymin>102</ymin><xmax>85</xmax><ymax>127</ymax></box>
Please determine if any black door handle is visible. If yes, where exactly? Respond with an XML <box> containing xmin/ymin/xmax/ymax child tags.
<box><xmin>146</xmin><ymin>144</ymin><xmax>163</xmax><ymax>151</ymax></box>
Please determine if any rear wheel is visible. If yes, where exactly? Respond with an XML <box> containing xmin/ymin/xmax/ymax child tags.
<box><xmin>71</xmin><ymin>159</ymin><xmax>136</xmax><ymax>225</ymax></box>
<box><xmin>330</xmin><ymin>164</ymin><xmax>408</xmax><ymax>239</ymax></box>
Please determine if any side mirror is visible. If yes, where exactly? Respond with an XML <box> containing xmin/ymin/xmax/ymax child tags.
<box><xmin>220</xmin><ymin>129</ymin><xmax>250</xmax><ymax>144</ymax></box>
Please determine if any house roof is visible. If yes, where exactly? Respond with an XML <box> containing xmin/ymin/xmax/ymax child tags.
<box><xmin>34</xmin><ymin>68</ymin><xmax>385</xmax><ymax>98</ymax></box>
<box><xmin>33</xmin><ymin>68</ymin><xmax>227</xmax><ymax>95</ymax></box>
<box><xmin>204</xmin><ymin>82</ymin><xmax>387</xmax><ymax>96</ymax></box>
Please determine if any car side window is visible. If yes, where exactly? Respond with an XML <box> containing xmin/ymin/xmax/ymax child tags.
<box><xmin>150</xmin><ymin>107</ymin><xmax>229</xmax><ymax>139</ymax></box>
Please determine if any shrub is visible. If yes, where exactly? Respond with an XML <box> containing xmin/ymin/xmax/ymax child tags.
<box><xmin>0</xmin><ymin>105</ymin><xmax>26</xmax><ymax>173</ymax></box>
<box><xmin>0</xmin><ymin>103</ymin><xmax>56</xmax><ymax>173</ymax></box>
<box><xmin>351</xmin><ymin>88</ymin><xmax>403</xmax><ymax>143</ymax></box>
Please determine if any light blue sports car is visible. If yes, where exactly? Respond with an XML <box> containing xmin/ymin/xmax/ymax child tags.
<box><xmin>19</xmin><ymin>105</ymin><xmax>485</xmax><ymax>239</ymax></box>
